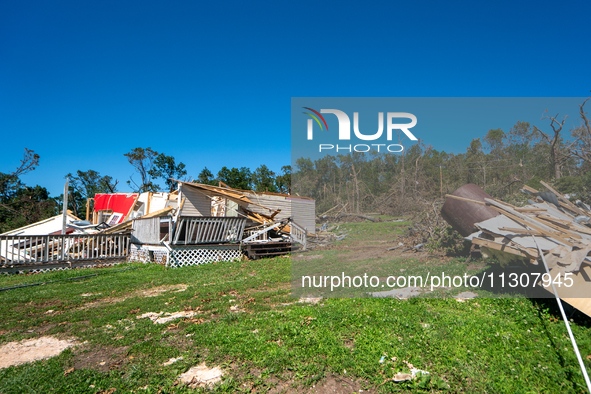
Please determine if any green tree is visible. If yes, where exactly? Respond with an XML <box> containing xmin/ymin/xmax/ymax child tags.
<box><xmin>275</xmin><ymin>165</ymin><xmax>291</xmax><ymax>194</ymax></box>
<box><xmin>484</xmin><ymin>128</ymin><xmax>505</xmax><ymax>155</ymax></box>
<box><xmin>149</xmin><ymin>153</ymin><xmax>187</xmax><ymax>192</ymax></box>
<box><xmin>197</xmin><ymin>167</ymin><xmax>217</xmax><ymax>186</ymax></box>
<box><xmin>0</xmin><ymin>149</ymin><xmax>55</xmax><ymax>232</ymax></box>
<box><xmin>252</xmin><ymin>165</ymin><xmax>277</xmax><ymax>192</ymax></box>
<box><xmin>217</xmin><ymin>167</ymin><xmax>252</xmax><ymax>190</ymax></box>
<box><xmin>65</xmin><ymin>170</ymin><xmax>118</xmax><ymax>218</ymax></box>
<box><xmin>124</xmin><ymin>147</ymin><xmax>159</xmax><ymax>192</ymax></box>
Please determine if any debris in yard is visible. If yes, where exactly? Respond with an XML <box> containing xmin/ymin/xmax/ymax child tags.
<box><xmin>178</xmin><ymin>362</ymin><xmax>224</xmax><ymax>388</ymax></box>
<box><xmin>387</xmin><ymin>242</ymin><xmax>404</xmax><ymax>251</ymax></box>
<box><xmin>410</xmin><ymin>368</ymin><xmax>430</xmax><ymax>378</ymax></box>
<box><xmin>442</xmin><ymin>182</ymin><xmax>591</xmax><ymax>317</ymax></box>
<box><xmin>370</xmin><ymin>286</ymin><xmax>425</xmax><ymax>300</ymax></box>
<box><xmin>162</xmin><ymin>357</ymin><xmax>183</xmax><ymax>366</ymax></box>
<box><xmin>0</xmin><ymin>336</ymin><xmax>79</xmax><ymax>369</ymax></box>
<box><xmin>230</xmin><ymin>305</ymin><xmax>244</xmax><ymax>312</ymax></box>
<box><xmin>136</xmin><ymin>311</ymin><xmax>199</xmax><ymax>324</ymax></box>
<box><xmin>454</xmin><ymin>291</ymin><xmax>478</xmax><ymax>301</ymax></box>
<box><xmin>298</xmin><ymin>296</ymin><xmax>322</xmax><ymax>305</ymax></box>
<box><xmin>393</xmin><ymin>372</ymin><xmax>412</xmax><ymax>382</ymax></box>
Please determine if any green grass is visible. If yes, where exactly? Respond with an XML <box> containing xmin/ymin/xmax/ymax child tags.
<box><xmin>0</xmin><ymin>224</ymin><xmax>590</xmax><ymax>393</ymax></box>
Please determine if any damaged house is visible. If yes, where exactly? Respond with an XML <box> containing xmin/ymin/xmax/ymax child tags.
<box><xmin>0</xmin><ymin>181</ymin><xmax>314</xmax><ymax>272</ymax></box>
<box><xmin>126</xmin><ymin>181</ymin><xmax>313</xmax><ymax>267</ymax></box>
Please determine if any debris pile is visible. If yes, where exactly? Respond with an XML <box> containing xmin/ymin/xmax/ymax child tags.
<box><xmin>443</xmin><ymin>181</ymin><xmax>591</xmax><ymax>316</ymax></box>
<box><xmin>308</xmin><ymin>224</ymin><xmax>349</xmax><ymax>248</ymax></box>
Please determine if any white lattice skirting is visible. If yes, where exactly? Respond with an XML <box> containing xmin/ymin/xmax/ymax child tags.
<box><xmin>128</xmin><ymin>244</ymin><xmax>242</xmax><ymax>268</ymax></box>
<box><xmin>167</xmin><ymin>246</ymin><xmax>242</xmax><ymax>268</ymax></box>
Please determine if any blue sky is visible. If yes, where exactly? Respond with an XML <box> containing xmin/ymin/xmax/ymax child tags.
<box><xmin>1</xmin><ymin>1</ymin><xmax>590</xmax><ymax>196</ymax></box>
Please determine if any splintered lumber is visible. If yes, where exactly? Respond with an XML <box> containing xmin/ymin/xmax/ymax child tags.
<box><xmin>498</xmin><ymin>227</ymin><xmax>543</xmax><ymax>235</ymax></box>
<box><xmin>494</xmin><ymin>198</ymin><xmax>516</xmax><ymax>208</ymax></box>
<box><xmin>123</xmin><ymin>194</ymin><xmax>140</xmax><ymax>222</ymax></box>
<box><xmin>484</xmin><ymin>198</ymin><xmax>577</xmax><ymax>247</ymax></box>
<box><xmin>102</xmin><ymin>206</ymin><xmax>174</xmax><ymax>234</ymax></box>
<box><xmin>530</xmin><ymin>218</ymin><xmax>582</xmax><ymax>239</ymax></box>
<box><xmin>533</xmin><ymin>214</ymin><xmax>591</xmax><ymax>236</ymax></box>
<box><xmin>445</xmin><ymin>194</ymin><xmax>486</xmax><ymax>206</ymax></box>
<box><xmin>318</xmin><ymin>204</ymin><xmax>340</xmax><ymax>217</ymax></box>
<box><xmin>521</xmin><ymin>185</ymin><xmax>539</xmax><ymax>194</ymax></box>
<box><xmin>540</xmin><ymin>180</ymin><xmax>587</xmax><ymax>217</ymax></box>
<box><xmin>535</xmin><ymin>215</ymin><xmax>574</xmax><ymax>226</ymax></box>
<box><xmin>514</xmin><ymin>207</ymin><xmax>546</xmax><ymax>212</ymax></box>
<box><xmin>472</xmin><ymin>237</ymin><xmax>538</xmax><ymax>259</ymax></box>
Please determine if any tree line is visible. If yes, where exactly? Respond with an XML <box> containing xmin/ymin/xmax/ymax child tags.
<box><xmin>0</xmin><ymin>146</ymin><xmax>291</xmax><ymax>232</ymax></box>
<box><xmin>2</xmin><ymin>98</ymin><xmax>590</xmax><ymax>232</ymax></box>
<box><xmin>293</xmin><ymin>99</ymin><xmax>591</xmax><ymax>216</ymax></box>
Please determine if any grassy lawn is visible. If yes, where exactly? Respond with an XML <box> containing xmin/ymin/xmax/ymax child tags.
<box><xmin>0</xmin><ymin>222</ymin><xmax>590</xmax><ymax>393</ymax></box>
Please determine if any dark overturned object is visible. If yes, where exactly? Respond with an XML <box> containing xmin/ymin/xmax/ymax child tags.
<box><xmin>440</xmin><ymin>183</ymin><xmax>500</xmax><ymax>236</ymax></box>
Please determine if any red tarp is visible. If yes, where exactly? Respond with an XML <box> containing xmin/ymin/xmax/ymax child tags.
<box><xmin>94</xmin><ymin>193</ymin><xmax>138</xmax><ymax>224</ymax></box>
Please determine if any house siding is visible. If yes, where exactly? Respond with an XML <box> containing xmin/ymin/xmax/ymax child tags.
<box><xmin>180</xmin><ymin>185</ymin><xmax>211</xmax><ymax>216</ymax></box>
<box><xmin>243</xmin><ymin>193</ymin><xmax>316</xmax><ymax>234</ymax></box>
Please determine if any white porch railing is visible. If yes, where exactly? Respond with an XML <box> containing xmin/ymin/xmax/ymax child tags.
<box><xmin>290</xmin><ymin>221</ymin><xmax>307</xmax><ymax>249</ymax></box>
<box><xmin>0</xmin><ymin>234</ymin><xmax>130</xmax><ymax>265</ymax></box>
<box><xmin>172</xmin><ymin>216</ymin><xmax>246</xmax><ymax>245</ymax></box>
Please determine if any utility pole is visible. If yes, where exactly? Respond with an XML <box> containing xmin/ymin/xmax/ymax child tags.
<box><xmin>62</xmin><ymin>177</ymin><xmax>69</xmax><ymax>234</ymax></box>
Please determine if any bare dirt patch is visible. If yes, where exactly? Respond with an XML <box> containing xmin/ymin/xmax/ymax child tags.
<box><xmin>137</xmin><ymin>310</ymin><xmax>199</xmax><ymax>324</ymax></box>
<box><xmin>80</xmin><ymin>284</ymin><xmax>188</xmax><ymax>309</ymax></box>
<box><xmin>267</xmin><ymin>374</ymin><xmax>372</xmax><ymax>394</ymax></box>
<box><xmin>72</xmin><ymin>345</ymin><xmax>129</xmax><ymax>372</ymax></box>
<box><xmin>141</xmin><ymin>284</ymin><xmax>188</xmax><ymax>297</ymax></box>
<box><xmin>0</xmin><ymin>336</ymin><xmax>79</xmax><ymax>369</ymax></box>
<box><xmin>161</xmin><ymin>334</ymin><xmax>193</xmax><ymax>351</ymax></box>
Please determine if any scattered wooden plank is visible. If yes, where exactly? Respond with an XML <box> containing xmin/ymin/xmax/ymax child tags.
<box><xmin>515</xmin><ymin>207</ymin><xmax>546</xmax><ymax>212</ymax></box>
<box><xmin>485</xmin><ymin>198</ymin><xmax>577</xmax><ymax>248</ymax></box>
<box><xmin>540</xmin><ymin>180</ymin><xmax>587</xmax><ymax>217</ymax></box>
<box><xmin>530</xmin><ymin>218</ymin><xmax>582</xmax><ymax>239</ymax></box>
<box><xmin>444</xmin><ymin>194</ymin><xmax>486</xmax><ymax>206</ymax></box>
<box><xmin>521</xmin><ymin>185</ymin><xmax>539</xmax><ymax>194</ymax></box>
<box><xmin>535</xmin><ymin>214</ymin><xmax>573</xmax><ymax>225</ymax></box>
<box><xmin>146</xmin><ymin>191</ymin><xmax>152</xmax><ymax>214</ymax></box>
<box><xmin>532</xmin><ymin>214</ymin><xmax>591</xmax><ymax>235</ymax></box>
<box><xmin>494</xmin><ymin>198</ymin><xmax>516</xmax><ymax>208</ymax></box>
<box><xmin>472</xmin><ymin>237</ymin><xmax>538</xmax><ymax>259</ymax></box>
<box><xmin>498</xmin><ymin>227</ymin><xmax>543</xmax><ymax>235</ymax></box>
<box><xmin>123</xmin><ymin>195</ymin><xmax>140</xmax><ymax>222</ymax></box>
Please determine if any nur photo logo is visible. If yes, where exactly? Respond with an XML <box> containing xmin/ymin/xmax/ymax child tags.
<box><xmin>303</xmin><ymin>107</ymin><xmax>418</xmax><ymax>153</ymax></box>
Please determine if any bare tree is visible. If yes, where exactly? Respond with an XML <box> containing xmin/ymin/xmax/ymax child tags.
<box><xmin>533</xmin><ymin>111</ymin><xmax>571</xmax><ymax>179</ymax></box>
<box><xmin>570</xmin><ymin>98</ymin><xmax>591</xmax><ymax>166</ymax></box>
